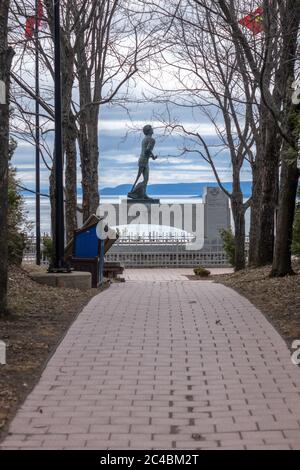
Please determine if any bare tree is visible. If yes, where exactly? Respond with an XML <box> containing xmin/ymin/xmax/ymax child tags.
<box><xmin>72</xmin><ymin>0</ymin><xmax>160</xmax><ymax>221</ymax></box>
<box><xmin>143</xmin><ymin>0</ymin><xmax>257</xmax><ymax>269</ymax></box>
<box><xmin>9</xmin><ymin>0</ymin><xmax>78</xmax><ymax>242</ymax></box>
<box><xmin>214</xmin><ymin>0</ymin><xmax>300</xmax><ymax>275</ymax></box>
<box><xmin>158</xmin><ymin>0</ymin><xmax>299</xmax><ymax>272</ymax></box>
<box><xmin>9</xmin><ymin>1</ymin><xmax>162</xmax><ymax>244</ymax></box>
<box><xmin>0</xmin><ymin>0</ymin><xmax>14</xmax><ymax>315</ymax></box>
<box><xmin>271</xmin><ymin>1</ymin><xmax>300</xmax><ymax>276</ymax></box>
<box><xmin>43</xmin><ymin>0</ymin><xmax>81</xmax><ymax>242</ymax></box>
<box><xmin>188</xmin><ymin>0</ymin><xmax>288</xmax><ymax>267</ymax></box>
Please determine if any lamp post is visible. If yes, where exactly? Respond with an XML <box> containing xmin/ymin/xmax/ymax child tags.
<box><xmin>35</xmin><ymin>0</ymin><xmax>41</xmax><ymax>265</ymax></box>
<box><xmin>52</xmin><ymin>0</ymin><xmax>66</xmax><ymax>271</ymax></box>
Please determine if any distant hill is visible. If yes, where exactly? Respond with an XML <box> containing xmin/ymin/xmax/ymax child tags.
<box><xmin>22</xmin><ymin>181</ymin><xmax>252</xmax><ymax>199</ymax></box>
<box><xmin>101</xmin><ymin>182</ymin><xmax>252</xmax><ymax>197</ymax></box>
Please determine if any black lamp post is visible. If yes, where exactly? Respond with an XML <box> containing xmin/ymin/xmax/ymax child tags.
<box><xmin>52</xmin><ymin>0</ymin><xmax>66</xmax><ymax>271</ymax></box>
<box><xmin>35</xmin><ymin>0</ymin><xmax>41</xmax><ymax>266</ymax></box>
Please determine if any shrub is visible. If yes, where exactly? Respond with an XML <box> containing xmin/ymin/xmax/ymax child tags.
<box><xmin>220</xmin><ymin>228</ymin><xmax>235</xmax><ymax>266</ymax></box>
<box><xmin>8</xmin><ymin>232</ymin><xmax>26</xmax><ymax>265</ymax></box>
<box><xmin>42</xmin><ymin>236</ymin><xmax>55</xmax><ymax>265</ymax></box>
<box><xmin>193</xmin><ymin>266</ymin><xmax>211</xmax><ymax>277</ymax></box>
<box><xmin>7</xmin><ymin>141</ymin><xmax>31</xmax><ymax>265</ymax></box>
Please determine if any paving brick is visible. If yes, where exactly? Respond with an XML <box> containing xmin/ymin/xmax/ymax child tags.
<box><xmin>1</xmin><ymin>272</ymin><xmax>300</xmax><ymax>450</ymax></box>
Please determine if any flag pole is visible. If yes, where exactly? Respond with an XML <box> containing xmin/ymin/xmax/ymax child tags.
<box><xmin>35</xmin><ymin>0</ymin><xmax>41</xmax><ymax>265</ymax></box>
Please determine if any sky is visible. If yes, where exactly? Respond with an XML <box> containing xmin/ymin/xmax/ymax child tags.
<box><xmin>9</xmin><ymin>2</ymin><xmax>256</xmax><ymax>235</ymax></box>
<box><xmin>15</xmin><ymin>96</ymin><xmax>254</xmax><ymax>234</ymax></box>
<box><xmin>12</xmin><ymin>99</ymin><xmax>252</xmax><ymax>193</ymax></box>
<box><xmin>10</xmin><ymin>36</ymin><xmax>253</xmax><ymax>234</ymax></box>
<box><xmin>10</xmin><ymin>4</ymin><xmax>253</xmax><ymax>194</ymax></box>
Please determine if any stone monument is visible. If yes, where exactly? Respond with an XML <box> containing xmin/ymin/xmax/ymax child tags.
<box><xmin>203</xmin><ymin>187</ymin><xmax>231</xmax><ymax>245</ymax></box>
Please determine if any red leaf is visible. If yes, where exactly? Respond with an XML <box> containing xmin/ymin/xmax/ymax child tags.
<box><xmin>38</xmin><ymin>0</ymin><xmax>43</xmax><ymax>27</ymax></box>
<box><xmin>25</xmin><ymin>16</ymin><xmax>35</xmax><ymax>39</ymax></box>
<box><xmin>239</xmin><ymin>6</ymin><xmax>264</xmax><ymax>35</ymax></box>
<box><xmin>25</xmin><ymin>1</ymin><xmax>43</xmax><ymax>39</ymax></box>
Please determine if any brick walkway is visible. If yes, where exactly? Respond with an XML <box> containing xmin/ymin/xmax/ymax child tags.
<box><xmin>1</xmin><ymin>271</ymin><xmax>300</xmax><ymax>450</ymax></box>
<box><xmin>124</xmin><ymin>268</ymin><xmax>233</xmax><ymax>281</ymax></box>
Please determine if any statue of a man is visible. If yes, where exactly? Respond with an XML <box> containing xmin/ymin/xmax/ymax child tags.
<box><xmin>128</xmin><ymin>125</ymin><xmax>158</xmax><ymax>200</ymax></box>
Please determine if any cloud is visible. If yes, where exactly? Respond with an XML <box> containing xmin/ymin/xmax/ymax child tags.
<box><xmin>99</xmin><ymin>119</ymin><xmax>218</xmax><ymax>137</ymax></box>
<box><xmin>12</xmin><ymin>97</ymin><xmax>250</xmax><ymax>192</ymax></box>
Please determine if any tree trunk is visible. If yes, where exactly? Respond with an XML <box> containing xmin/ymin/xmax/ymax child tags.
<box><xmin>233</xmin><ymin>210</ymin><xmax>246</xmax><ymax>271</ymax></box>
<box><xmin>75</xmin><ymin>24</ymin><xmax>100</xmax><ymax>223</ymax></box>
<box><xmin>249</xmin><ymin>113</ymin><xmax>280</xmax><ymax>267</ymax></box>
<box><xmin>64</xmin><ymin>111</ymin><xmax>77</xmax><ymax>242</ymax></box>
<box><xmin>248</xmin><ymin>162</ymin><xmax>261</xmax><ymax>266</ymax></box>
<box><xmin>0</xmin><ymin>0</ymin><xmax>14</xmax><ymax>315</ymax></box>
<box><xmin>61</xmin><ymin>42</ymin><xmax>77</xmax><ymax>242</ymax></box>
<box><xmin>79</xmin><ymin>107</ymin><xmax>100</xmax><ymax>221</ymax></box>
<box><xmin>271</xmin><ymin>0</ymin><xmax>300</xmax><ymax>277</ymax></box>
<box><xmin>256</xmin><ymin>125</ymin><xmax>280</xmax><ymax>266</ymax></box>
<box><xmin>271</xmin><ymin>148</ymin><xmax>299</xmax><ymax>277</ymax></box>
<box><xmin>49</xmin><ymin>163</ymin><xmax>56</xmax><ymax>248</ymax></box>
<box><xmin>231</xmin><ymin>183</ymin><xmax>246</xmax><ymax>271</ymax></box>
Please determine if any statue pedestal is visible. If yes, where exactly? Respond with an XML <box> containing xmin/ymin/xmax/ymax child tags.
<box><xmin>127</xmin><ymin>181</ymin><xmax>160</xmax><ymax>203</ymax></box>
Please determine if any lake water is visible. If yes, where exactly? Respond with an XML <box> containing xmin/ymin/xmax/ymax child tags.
<box><xmin>23</xmin><ymin>194</ymin><xmax>251</xmax><ymax>237</ymax></box>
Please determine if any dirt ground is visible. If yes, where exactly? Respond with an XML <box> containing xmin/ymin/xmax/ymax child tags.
<box><xmin>212</xmin><ymin>259</ymin><xmax>300</xmax><ymax>348</ymax></box>
<box><xmin>0</xmin><ymin>265</ymin><xmax>104</xmax><ymax>441</ymax></box>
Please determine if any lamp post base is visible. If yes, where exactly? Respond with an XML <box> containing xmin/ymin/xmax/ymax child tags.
<box><xmin>48</xmin><ymin>265</ymin><xmax>72</xmax><ymax>274</ymax></box>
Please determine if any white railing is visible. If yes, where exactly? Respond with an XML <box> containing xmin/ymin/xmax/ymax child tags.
<box><xmin>106</xmin><ymin>251</ymin><xmax>229</xmax><ymax>268</ymax></box>
<box><xmin>23</xmin><ymin>235</ymin><xmax>231</xmax><ymax>268</ymax></box>
<box><xmin>23</xmin><ymin>236</ymin><xmax>49</xmax><ymax>265</ymax></box>
<box><xmin>107</xmin><ymin>238</ymin><xmax>230</xmax><ymax>268</ymax></box>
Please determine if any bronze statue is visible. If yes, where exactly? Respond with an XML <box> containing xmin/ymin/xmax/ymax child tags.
<box><xmin>128</xmin><ymin>125</ymin><xmax>158</xmax><ymax>201</ymax></box>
